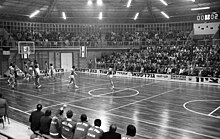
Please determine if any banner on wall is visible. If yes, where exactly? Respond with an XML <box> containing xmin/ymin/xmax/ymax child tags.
<box><xmin>171</xmin><ymin>75</ymin><xmax>187</xmax><ymax>81</ymax></box>
<box><xmin>80</xmin><ymin>46</ymin><xmax>87</xmax><ymax>58</ymax></box>
<box><xmin>155</xmin><ymin>74</ymin><xmax>171</xmax><ymax>80</ymax></box>
<box><xmin>196</xmin><ymin>77</ymin><xmax>220</xmax><ymax>84</ymax></box>
<box><xmin>131</xmin><ymin>72</ymin><xmax>155</xmax><ymax>79</ymax></box>
<box><xmin>116</xmin><ymin>71</ymin><xmax>132</xmax><ymax>76</ymax></box>
<box><xmin>194</xmin><ymin>22</ymin><xmax>220</xmax><ymax>35</ymax></box>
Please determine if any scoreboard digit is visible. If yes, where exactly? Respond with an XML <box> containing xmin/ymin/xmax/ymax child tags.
<box><xmin>197</xmin><ymin>12</ymin><xmax>219</xmax><ymax>21</ymax></box>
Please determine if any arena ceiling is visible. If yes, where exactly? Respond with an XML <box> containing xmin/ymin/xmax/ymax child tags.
<box><xmin>0</xmin><ymin>0</ymin><xmax>220</xmax><ymax>23</ymax></box>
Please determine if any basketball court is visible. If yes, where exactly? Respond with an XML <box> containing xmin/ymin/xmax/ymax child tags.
<box><xmin>0</xmin><ymin>72</ymin><xmax>220</xmax><ymax>139</ymax></box>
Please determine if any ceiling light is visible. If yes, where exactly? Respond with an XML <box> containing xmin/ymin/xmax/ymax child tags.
<box><xmin>29</xmin><ymin>10</ymin><xmax>40</xmax><ymax>18</ymax></box>
<box><xmin>160</xmin><ymin>0</ymin><xmax>168</xmax><ymax>6</ymax></box>
<box><xmin>99</xmin><ymin>12</ymin><xmax>102</xmax><ymax>20</ymax></box>
<box><xmin>88</xmin><ymin>0</ymin><xmax>92</xmax><ymax>5</ymax></box>
<box><xmin>127</xmin><ymin>0</ymin><xmax>132</xmax><ymax>8</ymax></box>
<box><xmin>191</xmin><ymin>0</ymin><xmax>195</xmax><ymax>2</ymax></box>
<box><xmin>191</xmin><ymin>7</ymin><xmax>210</xmax><ymax>11</ymax></box>
<box><xmin>134</xmin><ymin>12</ymin><xmax>139</xmax><ymax>20</ymax></box>
<box><xmin>62</xmin><ymin>12</ymin><xmax>66</xmax><ymax>20</ymax></box>
<box><xmin>161</xmin><ymin>11</ymin><xmax>170</xmax><ymax>19</ymax></box>
<box><xmin>97</xmin><ymin>0</ymin><xmax>103</xmax><ymax>6</ymax></box>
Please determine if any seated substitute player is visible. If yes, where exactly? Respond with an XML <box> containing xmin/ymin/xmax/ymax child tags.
<box><xmin>86</xmin><ymin>119</ymin><xmax>103</xmax><ymax>139</ymax></box>
<box><xmin>107</xmin><ymin>66</ymin><xmax>115</xmax><ymax>90</ymax></box>
<box><xmin>50</xmin><ymin>107</ymin><xmax>66</xmax><ymax>138</ymax></box>
<box><xmin>73</xmin><ymin>114</ymin><xmax>91</xmax><ymax>139</ymax></box>
<box><xmin>68</xmin><ymin>66</ymin><xmax>79</xmax><ymax>88</ymax></box>
<box><xmin>61</xmin><ymin>110</ymin><xmax>77</xmax><ymax>139</ymax></box>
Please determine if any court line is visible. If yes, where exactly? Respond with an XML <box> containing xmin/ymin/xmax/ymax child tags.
<box><xmin>5</xmin><ymin>97</ymin><xmax>220</xmax><ymax>139</ymax></box>
<box><xmin>3</xmin><ymin>82</ymin><xmax>219</xmax><ymax>138</ymax></box>
<box><xmin>178</xmin><ymin>87</ymin><xmax>220</xmax><ymax>94</ymax></box>
<box><xmin>25</xmin><ymin>80</ymin><xmax>158</xmax><ymax>112</ymax></box>
<box><xmin>9</xmin><ymin>106</ymin><xmax>30</xmax><ymax>115</ymax></box>
<box><xmin>183</xmin><ymin>100</ymin><xmax>220</xmax><ymax>119</ymax></box>
<box><xmin>26</xmin><ymin>81</ymin><xmax>157</xmax><ymax>112</ymax></box>
<box><xmin>37</xmin><ymin>81</ymin><xmax>116</xmax><ymax>97</ymax></box>
<box><xmin>0</xmin><ymin>87</ymin><xmax>62</xmax><ymax>104</ymax></box>
<box><xmin>65</xmin><ymin>102</ymin><xmax>219</xmax><ymax>139</ymax></box>
<box><xmin>107</xmin><ymin>88</ymin><xmax>179</xmax><ymax>112</ymax></box>
<box><xmin>209</xmin><ymin>106</ymin><xmax>220</xmax><ymax>116</ymax></box>
<box><xmin>37</xmin><ymin>78</ymin><xmax>121</xmax><ymax>97</ymax></box>
<box><xmin>88</xmin><ymin>88</ymin><xmax>139</xmax><ymax>98</ymax></box>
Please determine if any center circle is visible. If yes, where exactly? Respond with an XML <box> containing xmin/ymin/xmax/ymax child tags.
<box><xmin>88</xmin><ymin>88</ymin><xmax>139</xmax><ymax>98</ymax></box>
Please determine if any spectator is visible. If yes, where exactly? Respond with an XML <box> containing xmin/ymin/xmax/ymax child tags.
<box><xmin>0</xmin><ymin>94</ymin><xmax>9</xmax><ymax>122</ymax></box>
<box><xmin>61</xmin><ymin>110</ymin><xmax>77</xmax><ymax>139</ymax></box>
<box><xmin>101</xmin><ymin>124</ymin><xmax>121</xmax><ymax>139</ymax></box>
<box><xmin>50</xmin><ymin>108</ymin><xmax>65</xmax><ymax>138</ymax></box>
<box><xmin>86</xmin><ymin>119</ymin><xmax>103</xmax><ymax>139</ymax></box>
<box><xmin>29</xmin><ymin>104</ymin><xmax>44</xmax><ymax>133</ymax></box>
<box><xmin>121</xmin><ymin>125</ymin><xmax>138</xmax><ymax>139</ymax></box>
<box><xmin>73</xmin><ymin>114</ymin><xmax>91</xmax><ymax>139</ymax></box>
<box><xmin>39</xmin><ymin>109</ymin><xmax>52</xmax><ymax>135</ymax></box>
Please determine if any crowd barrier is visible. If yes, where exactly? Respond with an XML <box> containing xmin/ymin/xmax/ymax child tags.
<box><xmin>77</xmin><ymin>68</ymin><xmax>220</xmax><ymax>85</ymax></box>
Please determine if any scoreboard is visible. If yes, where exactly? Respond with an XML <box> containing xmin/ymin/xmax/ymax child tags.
<box><xmin>197</xmin><ymin>12</ymin><xmax>219</xmax><ymax>21</ymax></box>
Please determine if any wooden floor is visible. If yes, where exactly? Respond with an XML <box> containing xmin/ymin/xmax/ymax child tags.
<box><xmin>0</xmin><ymin>72</ymin><xmax>220</xmax><ymax>139</ymax></box>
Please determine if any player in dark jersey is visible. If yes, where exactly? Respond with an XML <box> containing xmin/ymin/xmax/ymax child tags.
<box><xmin>86</xmin><ymin>119</ymin><xmax>103</xmax><ymax>139</ymax></box>
<box><xmin>8</xmin><ymin>64</ymin><xmax>15</xmax><ymax>89</ymax></box>
<box><xmin>107</xmin><ymin>66</ymin><xmax>115</xmax><ymax>90</ymax></box>
<box><xmin>68</xmin><ymin>66</ymin><xmax>79</xmax><ymax>88</ymax></box>
<box><xmin>23</xmin><ymin>61</ymin><xmax>29</xmax><ymax>80</ymax></box>
<box><xmin>73</xmin><ymin>114</ymin><xmax>91</xmax><ymax>139</ymax></box>
<box><xmin>44</xmin><ymin>61</ymin><xmax>49</xmax><ymax>77</ymax></box>
<box><xmin>29</xmin><ymin>61</ymin><xmax>34</xmax><ymax>80</ymax></box>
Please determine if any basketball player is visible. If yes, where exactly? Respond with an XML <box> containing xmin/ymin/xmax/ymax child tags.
<box><xmin>13</xmin><ymin>65</ymin><xmax>18</xmax><ymax>86</ymax></box>
<box><xmin>23</xmin><ymin>61</ymin><xmax>29</xmax><ymax>80</ymax></box>
<box><xmin>107</xmin><ymin>66</ymin><xmax>115</xmax><ymax>90</ymax></box>
<box><xmin>29</xmin><ymin>60</ymin><xmax>34</xmax><ymax>80</ymax></box>
<box><xmin>49</xmin><ymin>64</ymin><xmax>56</xmax><ymax>79</ymax></box>
<box><xmin>44</xmin><ymin>61</ymin><xmax>49</xmax><ymax>77</ymax></box>
<box><xmin>68</xmin><ymin>66</ymin><xmax>79</xmax><ymax>88</ymax></box>
<box><xmin>8</xmin><ymin>64</ymin><xmax>15</xmax><ymax>89</ymax></box>
<box><xmin>7</xmin><ymin>63</ymin><xmax>13</xmax><ymax>85</ymax></box>
<box><xmin>34</xmin><ymin>64</ymin><xmax>41</xmax><ymax>89</ymax></box>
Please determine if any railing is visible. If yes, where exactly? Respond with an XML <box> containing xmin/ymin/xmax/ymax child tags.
<box><xmin>0</xmin><ymin>39</ymin><xmax>188</xmax><ymax>48</ymax></box>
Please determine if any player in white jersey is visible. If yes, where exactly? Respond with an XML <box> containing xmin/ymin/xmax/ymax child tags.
<box><xmin>68</xmin><ymin>66</ymin><xmax>79</xmax><ymax>88</ymax></box>
<box><xmin>107</xmin><ymin>66</ymin><xmax>115</xmax><ymax>90</ymax></box>
<box><xmin>49</xmin><ymin>63</ymin><xmax>56</xmax><ymax>79</ymax></box>
<box><xmin>34</xmin><ymin>65</ymin><xmax>41</xmax><ymax>89</ymax></box>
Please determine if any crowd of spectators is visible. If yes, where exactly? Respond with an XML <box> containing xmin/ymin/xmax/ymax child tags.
<box><xmin>29</xmin><ymin>104</ymin><xmax>138</xmax><ymax>139</ymax></box>
<box><xmin>96</xmin><ymin>41</ymin><xmax>220</xmax><ymax>77</ymax></box>
<box><xmin>2</xmin><ymin>29</ymin><xmax>190</xmax><ymax>47</ymax></box>
<box><xmin>2</xmin><ymin>28</ymin><xmax>220</xmax><ymax>77</ymax></box>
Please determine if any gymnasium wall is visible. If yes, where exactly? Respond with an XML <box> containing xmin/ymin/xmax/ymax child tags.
<box><xmin>0</xmin><ymin>48</ymin><xmax>125</xmax><ymax>75</ymax></box>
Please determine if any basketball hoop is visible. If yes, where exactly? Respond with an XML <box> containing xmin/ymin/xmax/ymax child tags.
<box><xmin>18</xmin><ymin>41</ymin><xmax>35</xmax><ymax>59</ymax></box>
